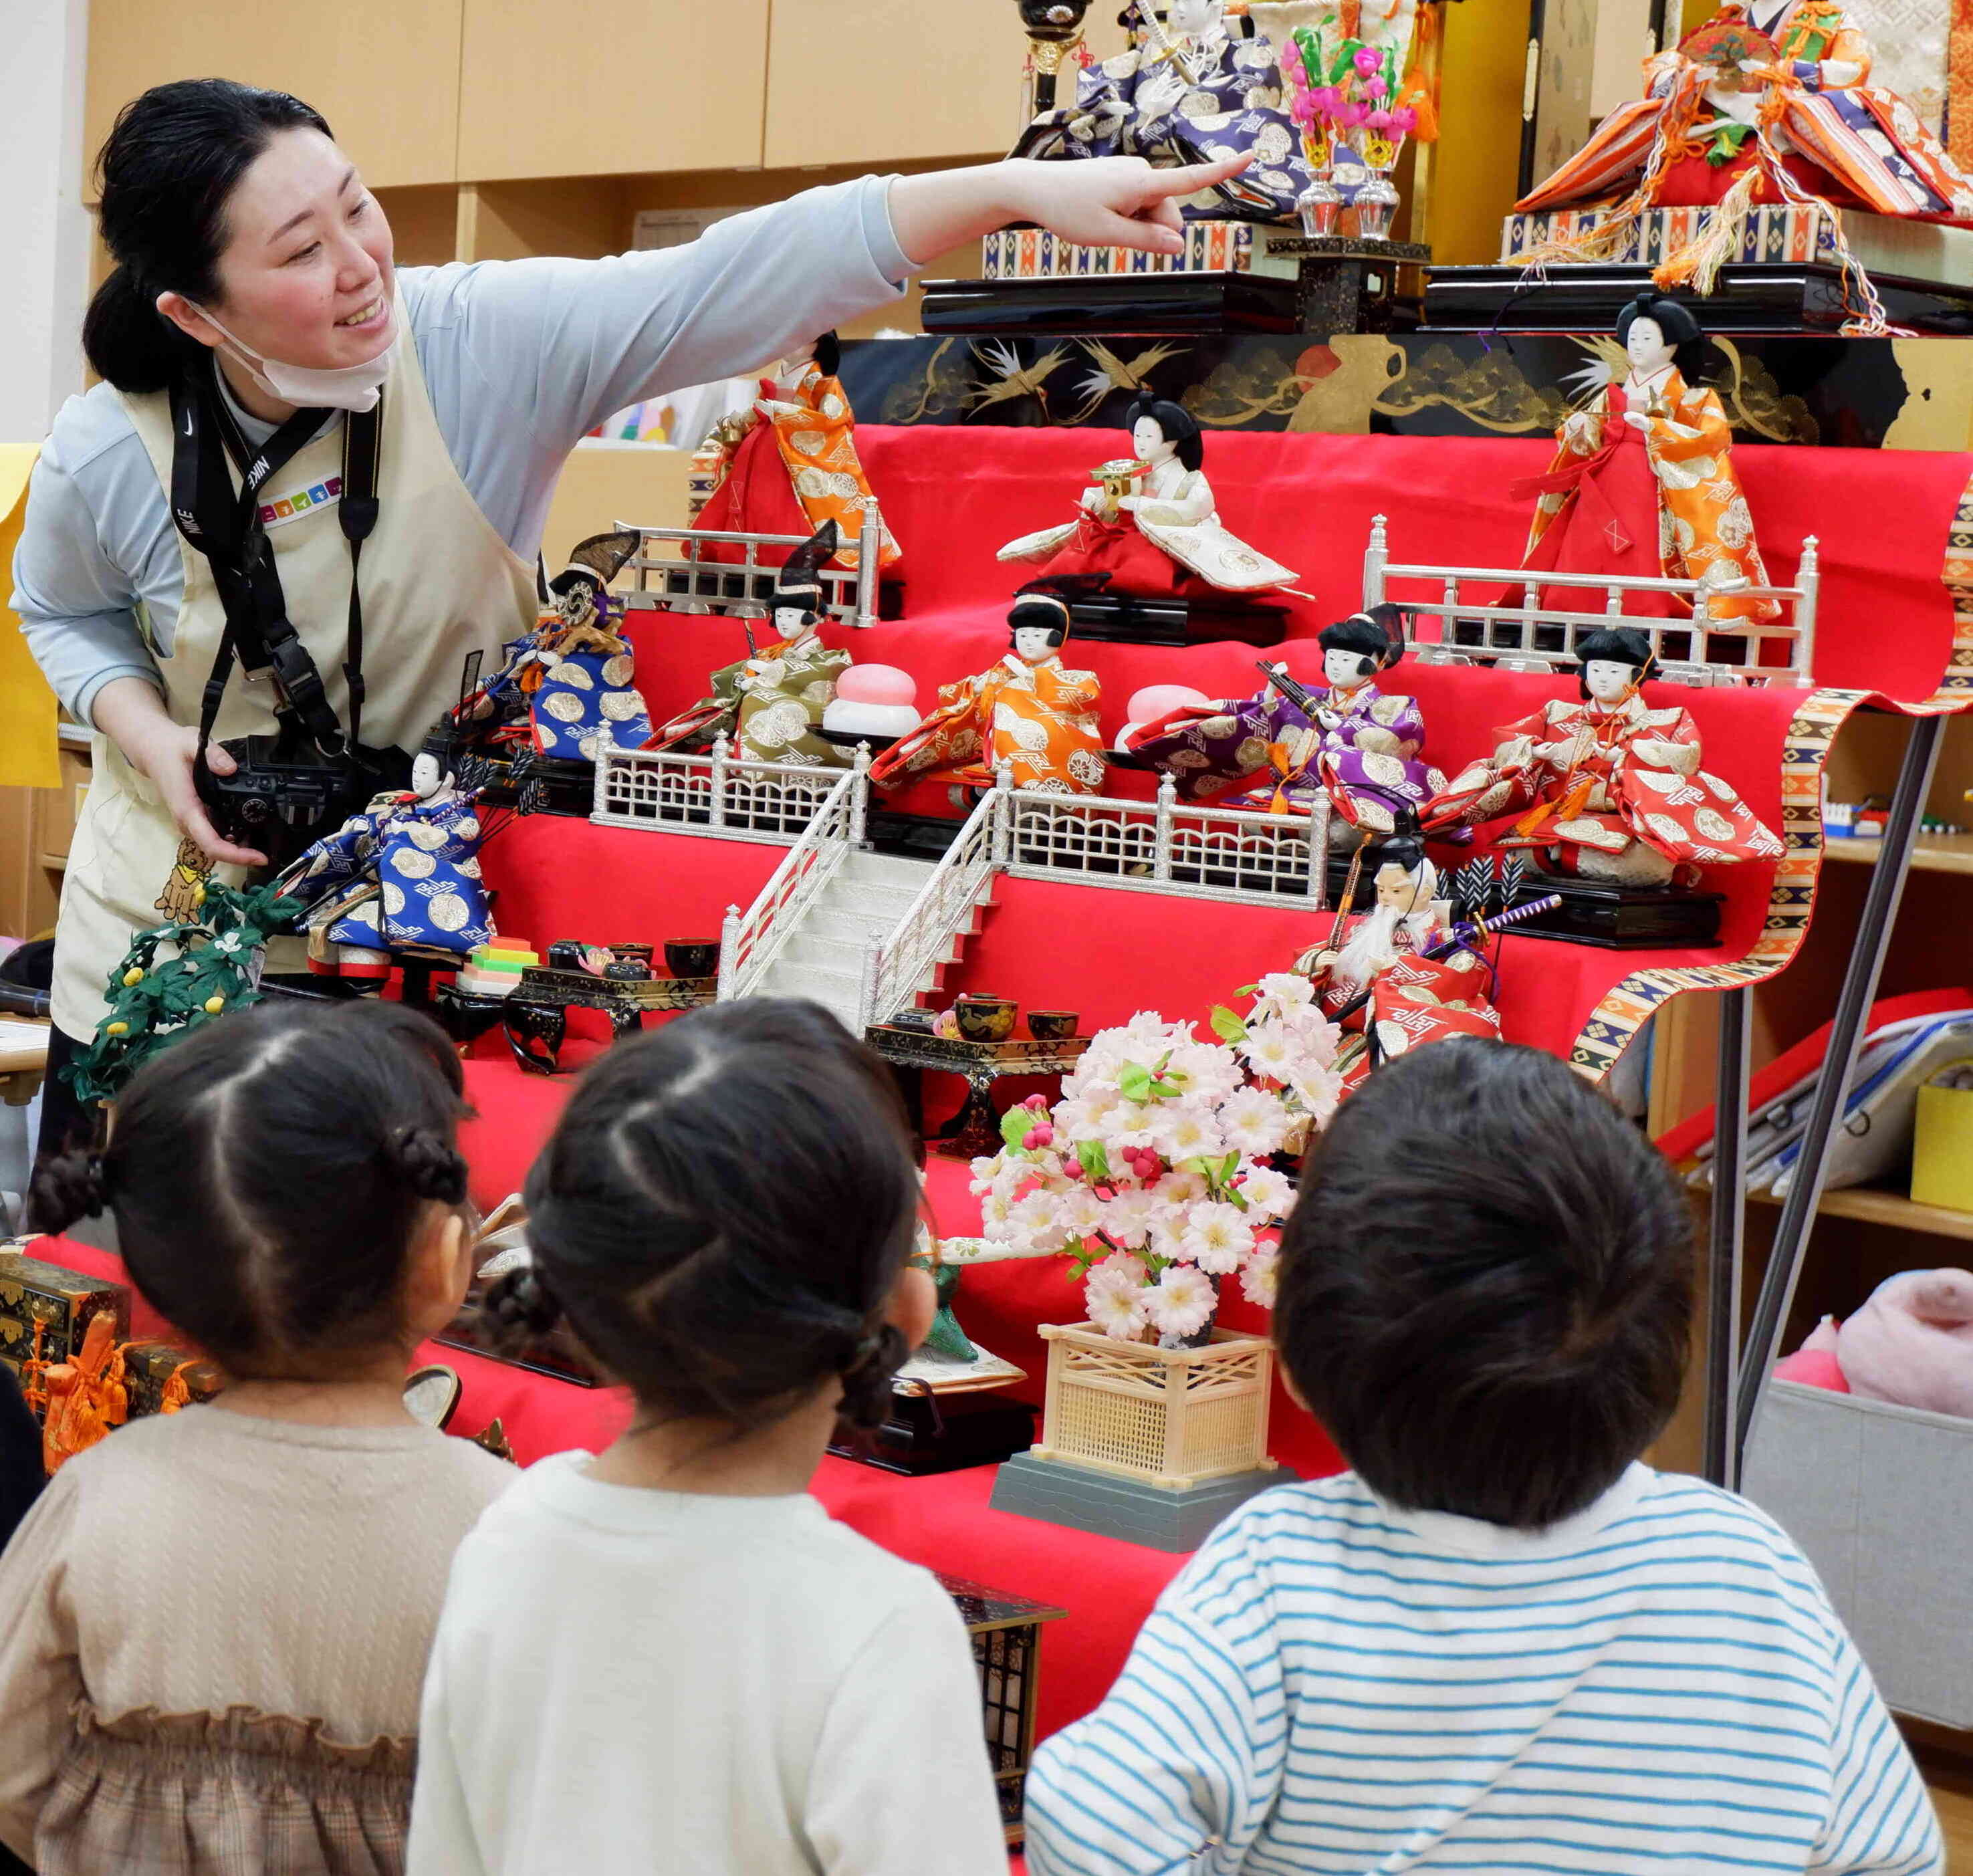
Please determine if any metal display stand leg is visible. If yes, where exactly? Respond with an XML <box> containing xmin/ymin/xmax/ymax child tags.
<box><xmin>1732</xmin><ymin>711</ymin><xmax>1946</xmax><ymax>1473</ymax></box>
<box><xmin>1702</xmin><ymin>985</ymin><xmax>1750</xmax><ymax>1492</ymax></box>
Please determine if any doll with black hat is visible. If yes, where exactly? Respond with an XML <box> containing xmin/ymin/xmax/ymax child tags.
<box><xmin>1424</xmin><ymin>626</ymin><xmax>1782</xmax><ymax>887</ymax></box>
<box><xmin>869</xmin><ymin>579</ymin><xmax>1107</xmax><ymax>797</ymax></box>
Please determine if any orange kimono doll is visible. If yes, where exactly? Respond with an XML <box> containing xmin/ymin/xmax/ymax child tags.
<box><xmin>871</xmin><ymin>584</ymin><xmax>1107</xmax><ymax>797</ymax></box>
<box><xmin>1425</xmin><ymin>627</ymin><xmax>1784</xmax><ymax>886</ymax></box>
<box><xmin>40</xmin><ymin>1312</ymin><xmax>129</xmax><ymax>1474</ymax></box>
<box><xmin>693</xmin><ymin>331</ymin><xmax>901</xmax><ymax>575</ymax></box>
<box><xmin>1515</xmin><ymin>294</ymin><xmax>1775</xmax><ymax>626</ymax></box>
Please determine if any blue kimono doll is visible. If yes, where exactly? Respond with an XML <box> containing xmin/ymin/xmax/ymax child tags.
<box><xmin>1010</xmin><ymin>0</ymin><xmax>1310</xmax><ymax>222</ymax></box>
<box><xmin>281</xmin><ymin>755</ymin><xmax>495</xmax><ymax>980</ymax></box>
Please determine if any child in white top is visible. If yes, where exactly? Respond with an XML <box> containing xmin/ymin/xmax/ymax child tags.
<box><xmin>1024</xmin><ymin>1037</ymin><xmax>1941</xmax><ymax>1876</ymax></box>
<box><xmin>407</xmin><ymin>998</ymin><xmax>1007</xmax><ymax>1876</ymax></box>
<box><xmin>0</xmin><ymin>1000</ymin><xmax>510</xmax><ymax>1876</ymax></box>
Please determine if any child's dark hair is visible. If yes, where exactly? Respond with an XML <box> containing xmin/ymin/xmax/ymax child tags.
<box><xmin>28</xmin><ymin>1000</ymin><xmax>468</xmax><ymax>1378</ymax></box>
<box><xmin>1276</xmin><ymin>1038</ymin><xmax>1693</xmax><ymax>1528</ymax></box>
<box><xmin>494</xmin><ymin>999</ymin><xmax>921</xmax><ymax>1433</ymax></box>
<box><xmin>85</xmin><ymin>78</ymin><xmax>332</xmax><ymax>392</ymax></box>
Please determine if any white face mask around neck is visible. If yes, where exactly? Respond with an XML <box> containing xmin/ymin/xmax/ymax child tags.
<box><xmin>189</xmin><ymin>300</ymin><xmax>394</xmax><ymax>415</ymax></box>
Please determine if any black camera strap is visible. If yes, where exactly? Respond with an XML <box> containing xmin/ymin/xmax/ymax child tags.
<box><xmin>168</xmin><ymin>362</ymin><xmax>383</xmax><ymax>772</ymax></box>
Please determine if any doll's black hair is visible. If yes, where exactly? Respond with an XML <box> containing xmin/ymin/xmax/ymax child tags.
<box><xmin>1318</xmin><ymin>602</ymin><xmax>1407</xmax><ymax>680</ymax></box>
<box><xmin>1276</xmin><ymin>1037</ymin><xmax>1694</xmax><ymax>1528</ymax></box>
<box><xmin>28</xmin><ymin>1000</ymin><xmax>469</xmax><ymax>1380</ymax></box>
<box><xmin>84</xmin><ymin>79</ymin><xmax>335</xmax><ymax>394</ymax></box>
<box><xmin>812</xmin><ymin>330</ymin><xmax>842</xmax><ymax>378</ymax></box>
<box><xmin>1009</xmin><ymin>574</ymin><xmax>1110</xmax><ymax>649</ymax></box>
<box><xmin>1575</xmin><ymin>625</ymin><xmax>1657</xmax><ymax>699</ymax></box>
<box><xmin>1615</xmin><ymin>291</ymin><xmax>1710</xmax><ymax>384</ymax></box>
<box><xmin>491</xmin><ymin>1000</ymin><xmax>923</xmax><ymax>1435</ymax></box>
<box><xmin>1124</xmin><ymin>391</ymin><xmax>1204</xmax><ymax>472</ymax></box>
<box><xmin>774</xmin><ymin>519</ymin><xmax>839</xmax><ymax>618</ymax></box>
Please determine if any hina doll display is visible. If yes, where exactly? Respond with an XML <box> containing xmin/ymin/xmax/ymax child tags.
<box><xmin>1423</xmin><ymin>627</ymin><xmax>1784</xmax><ymax>886</ymax></box>
<box><xmin>691</xmin><ymin>332</ymin><xmax>900</xmax><ymax>574</ymax></box>
<box><xmin>998</xmin><ymin>394</ymin><xmax>1296</xmax><ymax>599</ymax></box>
<box><xmin>654</xmin><ymin>525</ymin><xmax>855</xmax><ymax>767</ymax></box>
<box><xmin>1125</xmin><ymin>607</ymin><xmax>1452</xmax><ymax>843</ymax></box>
<box><xmin>1009</xmin><ymin>0</ymin><xmax>1312</xmax><ymax>223</ymax></box>
<box><xmin>869</xmin><ymin>581</ymin><xmax>1107</xmax><ymax>797</ymax></box>
<box><xmin>1292</xmin><ymin>830</ymin><xmax>1500</xmax><ymax>1090</ymax></box>
<box><xmin>279</xmin><ymin>753</ymin><xmax>497</xmax><ymax>980</ymax></box>
<box><xmin>1518</xmin><ymin>7</ymin><xmax>1973</xmax><ymax>255</ymax></box>
<box><xmin>1512</xmin><ymin>294</ymin><xmax>1776</xmax><ymax>626</ymax></box>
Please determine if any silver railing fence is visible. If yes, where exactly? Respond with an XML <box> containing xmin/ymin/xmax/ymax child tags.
<box><xmin>592</xmin><ymin>735</ymin><xmax>852</xmax><ymax>844</ymax></box>
<box><xmin>614</xmin><ymin>494</ymin><xmax>885</xmax><ymax>629</ymax></box>
<box><xmin>857</xmin><ymin>778</ymin><xmax>1003</xmax><ymax>1031</ymax></box>
<box><xmin>1361</xmin><ymin>513</ymin><xmax>1819</xmax><ymax>688</ymax></box>
<box><xmin>717</xmin><ymin>747</ymin><xmax>872</xmax><ymax>1001</ymax></box>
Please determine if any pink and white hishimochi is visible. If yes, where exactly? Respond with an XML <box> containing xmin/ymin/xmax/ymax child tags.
<box><xmin>1115</xmin><ymin>684</ymin><xmax>1213</xmax><ymax>751</ymax></box>
<box><xmin>822</xmin><ymin>663</ymin><xmax>921</xmax><ymax>741</ymax></box>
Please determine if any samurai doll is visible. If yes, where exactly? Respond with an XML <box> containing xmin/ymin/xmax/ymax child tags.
<box><xmin>1125</xmin><ymin>606</ymin><xmax>1452</xmax><ymax>844</ymax></box>
<box><xmin>1511</xmin><ymin>294</ymin><xmax>1776</xmax><ymax>627</ymax></box>
<box><xmin>1010</xmin><ymin>0</ymin><xmax>1312</xmax><ymax>222</ymax></box>
<box><xmin>713</xmin><ymin>523</ymin><xmax>855</xmax><ymax>768</ymax></box>
<box><xmin>870</xmin><ymin>580</ymin><xmax>1107</xmax><ymax>798</ymax></box>
<box><xmin>691</xmin><ymin>332</ymin><xmax>900</xmax><ymax>575</ymax></box>
<box><xmin>998</xmin><ymin>393</ymin><xmax>1296</xmax><ymax>600</ymax></box>
<box><xmin>1424</xmin><ymin>626</ymin><xmax>1785</xmax><ymax>887</ymax></box>
<box><xmin>1292</xmin><ymin>829</ymin><xmax>1501</xmax><ymax>1091</ymax></box>
<box><xmin>279</xmin><ymin>751</ymin><xmax>496</xmax><ymax>980</ymax></box>
<box><xmin>1517</xmin><ymin>7</ymin><xmax>1973</xmax><ymax>285</ymax></box>
<box><xmin>448</xmin><ymin>531</ymin><xmax>653</xmax><ymax>770</ymax></box>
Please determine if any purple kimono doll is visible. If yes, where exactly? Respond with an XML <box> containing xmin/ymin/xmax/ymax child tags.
<box><xmin>1127</xmin><ymin>608</ymin><xmax>1454</xmax><ymax>843</ymax></box>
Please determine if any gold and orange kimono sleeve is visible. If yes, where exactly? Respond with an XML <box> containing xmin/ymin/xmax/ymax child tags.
<box><xmin>873</xmin><ymin>661</ymin><xmax>1107</xmax><ymax>795</ymax></box>
<box><xmin>1644</xmin><ymin>375</ymin><xmax>1778</xmax><ymax>624</ymax></box>
<box><xmin>768</xmin><ymin>365</ymin><xmax>902</xmax><ymax>572</ymax></box>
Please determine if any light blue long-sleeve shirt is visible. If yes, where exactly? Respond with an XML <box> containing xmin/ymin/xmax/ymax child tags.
<box><xmin>11</xmin><ymin>176</ymin><xmax>911</xmax><ymax>727</ymax></box>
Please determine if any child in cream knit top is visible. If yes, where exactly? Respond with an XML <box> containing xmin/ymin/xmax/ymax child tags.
<box><xmin>0</xmin><ymin>1002</ymin><xmax>509</xmax><ymax>1876</ymax></box>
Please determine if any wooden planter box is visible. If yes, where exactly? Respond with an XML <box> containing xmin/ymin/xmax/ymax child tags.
<box><xmin>1031</xmin><ymin>1322</ymin><xmax>1278</xmax><ymax>1490</ymax></box>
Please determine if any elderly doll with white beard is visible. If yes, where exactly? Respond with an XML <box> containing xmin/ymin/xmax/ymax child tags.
<box><xmin>1294</xmin><ymin>832</ymin><xmax>1500</xmax><ymax>1090</ymax></box>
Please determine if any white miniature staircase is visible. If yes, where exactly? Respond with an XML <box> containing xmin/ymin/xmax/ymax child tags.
<box><xmin>746</xmin><ymin>850</ymin><xmax>979</xmax><ymax>1029</ymax></box>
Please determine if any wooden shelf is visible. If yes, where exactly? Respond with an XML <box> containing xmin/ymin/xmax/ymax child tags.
<box><xmin>1825</xmin><ymin>833</ymin><xmax>1973</xmax><ymax>874</ymax></box>
<box><xmin>1751</xmin><ymin>1183</ymin><xmax>1973</xmax><ymax>1242</ymax></box>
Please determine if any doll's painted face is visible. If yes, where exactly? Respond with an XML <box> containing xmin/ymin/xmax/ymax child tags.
<box><xmin>1583</xmin><ymin>657</ymin><xmax>1643</xmax><ymax>705</ymax></box>
<box><xmin>1013</xmin><ymin>624</ymin><xmax>1063</xmax><ymax>663</ymax></box>
<box><xmin>772</xmin><ymin>604</ymin><xmax>814</xmax><ymax>642</ymax></box>
<box><xmin>1373</xmin><ymin>862</ymin><xmax>1427</xmax><ymax>914</ymax></box>
<box><xmin>1167</xmin><ymin>0</ymin><xmax>1222</xmax><ymax>37</ymax></box>
<box><xmin>1624</xmin><ymin>315</ymin><xmax>1676</xmax><ymax>374</ymax></box>
<box><xmin>411</xmin><ymin>752</ymin><xmax>445</xmax><ymax>798</ymax></box>
<box><xmin>1131</xmin><ymin>416</ymin><xmax>1175</xmax><ymax>465</ymax></box>
<box><xmin>1323</xmin><ymin>647</ymin><xmax>1372</xmax><ymax>693</ymax></box>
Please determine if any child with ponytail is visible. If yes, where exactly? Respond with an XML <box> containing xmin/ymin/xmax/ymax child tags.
<box><xmin>0</xmin><ymin>1000</ymin><xmax>512</xmax><ymax>1876</ymax></box>
<box><xmin>407</xmin><ymin>998</ymin><xmax>1007</xmax><ymax>1876</ymax></box>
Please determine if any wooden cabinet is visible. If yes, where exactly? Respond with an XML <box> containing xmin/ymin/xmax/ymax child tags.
<box><xmin>458</xmin><ymin>0</ymin><xmax>769</xmax><ymax>181</ymax></box>
<box><xmin>764</xmin><ymin>0</ymin><xmax>1032</xmax><ymax>169</ymax></box>
<box><xmin>84</xmin><ymin>0</ymin><xmax>465</xmax><ymax>191</ymax></box>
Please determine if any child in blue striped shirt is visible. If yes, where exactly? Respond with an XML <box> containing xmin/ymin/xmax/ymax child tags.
<box><xmin>1025</xmin><ymin>1038</ymin><xmax>1940</xmax><ymax>1876</ymax></box>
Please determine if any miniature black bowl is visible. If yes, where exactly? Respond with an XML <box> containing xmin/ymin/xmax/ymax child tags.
<box><xmin>665</xmin><ymin>939</ymin><xmax>720</xmax><ymax>979</ymax></box>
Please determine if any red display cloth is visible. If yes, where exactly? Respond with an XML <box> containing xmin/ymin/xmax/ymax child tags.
<box><xmin>806</xmin><ymin>424</ymin><xmax>1972</xmax><ymax>707</ymax></box>
<box><xmin>26</xmin><ymin>1232</ymin><xmax>1197</xmax><ymax>1748</ymax></box>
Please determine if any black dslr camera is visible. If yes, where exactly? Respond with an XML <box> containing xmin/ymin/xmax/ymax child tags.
<box><xmin>197</xmin><ymin>728</ymin><xmax>411</xmax><ymax>871</ymax></box>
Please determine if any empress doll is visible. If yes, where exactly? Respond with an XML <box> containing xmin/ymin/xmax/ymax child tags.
<box><xmin>998</xmin><ymin>393</ymin><xmax>1296</xmax><ymax>599</ymax></box>
<box><xmin>281</xmin><ymin>753</ymin><xmax>495</xmax><ymax>979</ymax></box>
<box><xmin>1010</xmin><ymin>0</ymin><xmax>1311</xmax><ymax>221</ymax></box>
<box><xmin>1126</xmin><ymin>606</ymin><xmax>1449</xmax><ymax>842</ymax></box>
<box><xmin>1518</xmin><ymin>6</ymin><xmax>1973</xmax><ymax>229</ymax></box>
<box><xmin>1513</xmin><ymin>294</ymin><xmax>1775</xmax><ymax>626</ymax></box>
<box><xmin>1292</xmin><ymin>835</ymin><xmax>1500</xmax><ymax>1090</ymax></box>
<box><xmin>869</xmin><ymin>582</ymin><xmax>1107</xmax><ymax>797</ymax></box>
<box><xmin>691</xmin><ymin>332</ymin><xmax>900</xmax><ymax>574</ymax></box>
<box><xmin>1423</xmin><ymin>627</ymin><xmax>1784</xmax><ymax>886</ymax></box>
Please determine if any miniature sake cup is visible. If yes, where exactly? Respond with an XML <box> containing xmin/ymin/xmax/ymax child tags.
<box><xmin>1026</xmin><ymin>1010</ymin><xmax>1078</xmax><ymax>1042</ymax></box>
<box><xmin>954</xmin><ymin>994</ymin><xmax>1018</xmax><ymax>1043</ymax></box>
<box><xmin>664</xmin><ymin>939</ymin><xmax>720</xmax><ymax>979</ymax></box>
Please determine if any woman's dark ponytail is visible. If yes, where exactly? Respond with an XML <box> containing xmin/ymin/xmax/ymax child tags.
<box><xmin>82</xmin><ymin>265</ymin><xmax>205</xmax><ymax>396</ymax></box>
<box><xmin>87</xmin><ymin>78</ymin><xmax>332</xmax><ymax>393</ymax></box>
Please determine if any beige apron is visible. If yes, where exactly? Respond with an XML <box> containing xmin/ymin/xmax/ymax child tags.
<box><xmin>52</xmin><ymin>311</ymin><xmax>538</xmax><ymax>1036</ymax></box>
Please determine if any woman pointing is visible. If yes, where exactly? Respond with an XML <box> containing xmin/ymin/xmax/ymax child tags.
<box><xmin>13</xmin><ymin>79</ymin><xmax>1241</xmax><ymax>1160</ymax></box>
